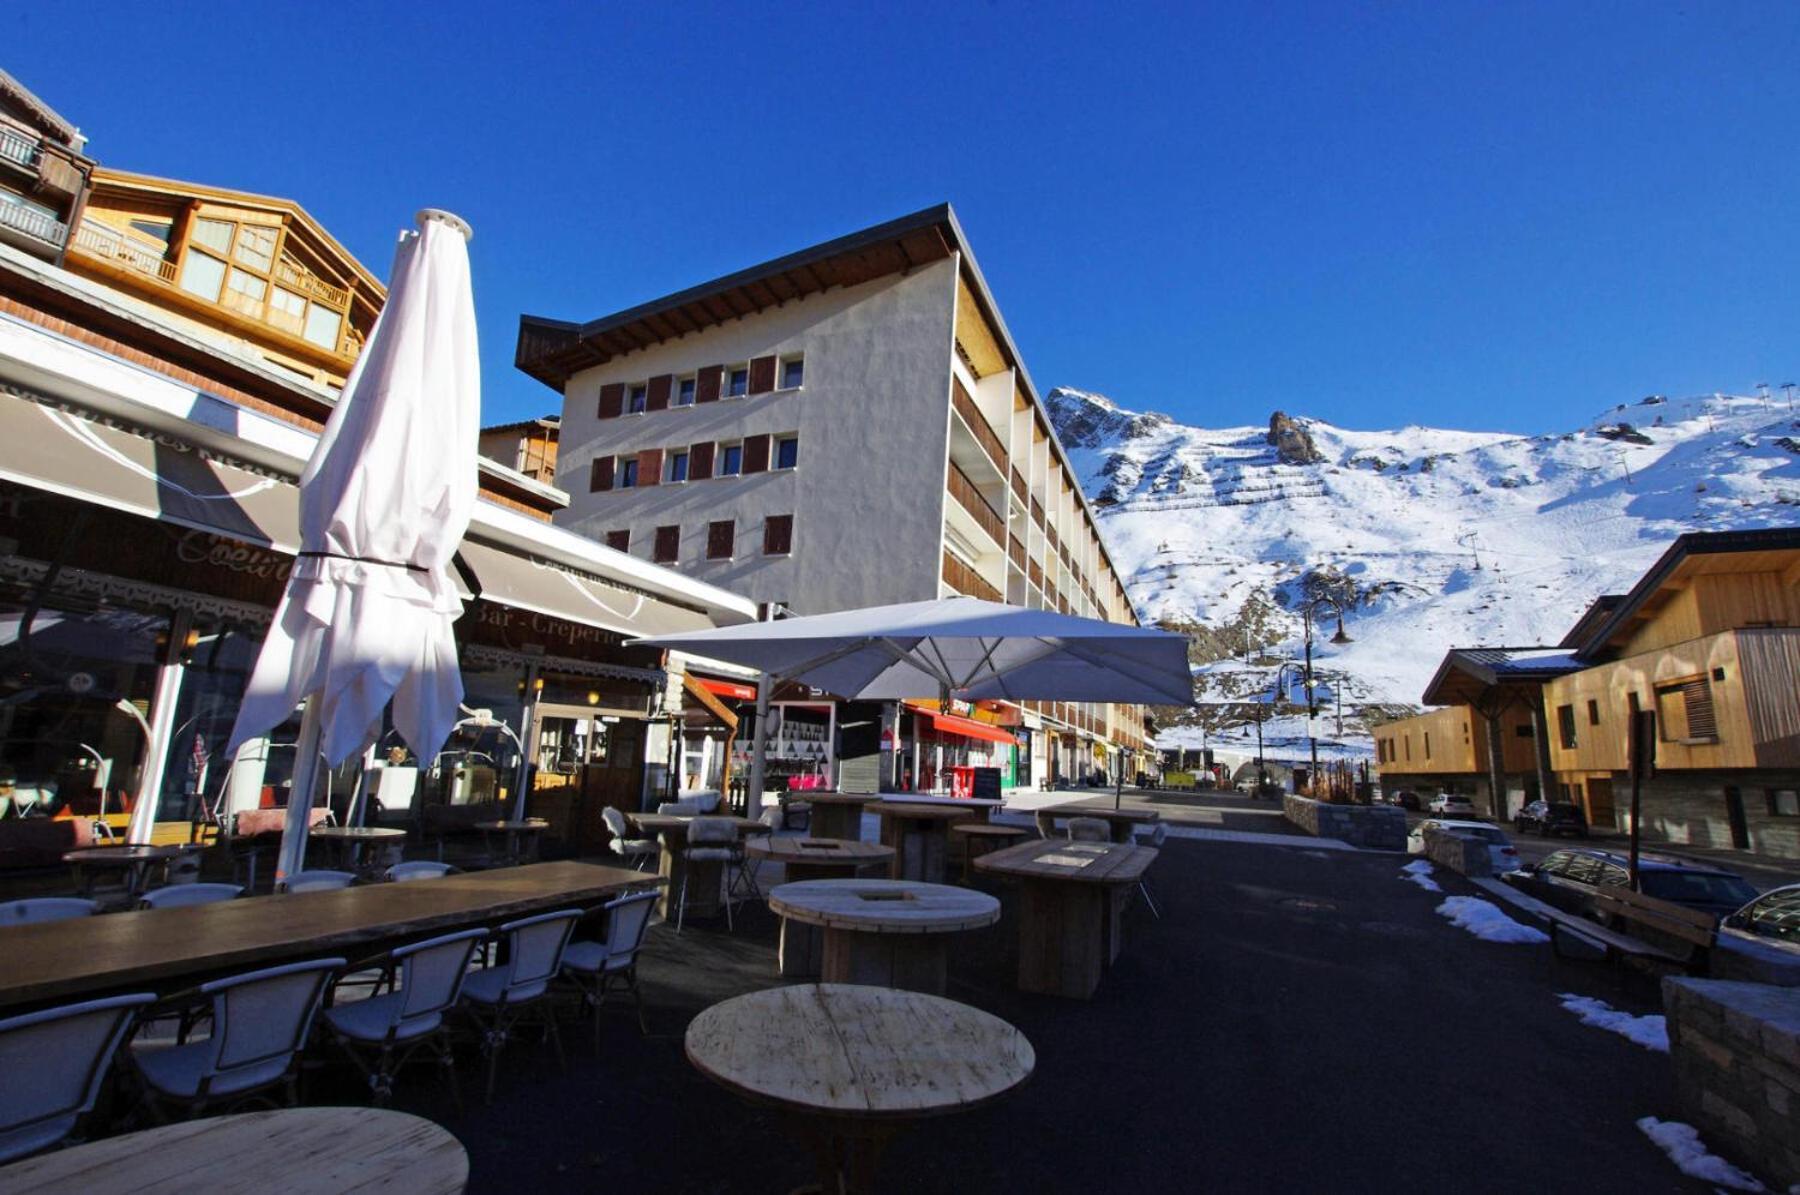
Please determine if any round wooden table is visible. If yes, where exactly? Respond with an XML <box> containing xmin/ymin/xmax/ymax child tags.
<box><xmin>475</xmin><ymin>818</ymin><xmax>549</xmax><ymax>866</ymax></box>
<box><xmin>768</xmin><ymin>878</ymin><xmax>999</xmax><ymax>992</ymax></box>
<box><xmin>686</xmin><ymin>983</ymin><xmax>1033</xmax><ymax>1195</ymax></box>
<box><xmin>950</xmin><ymin>822</ymin><xmax>1033</xmax><ymax>882</ymax></box>
<box><xmin>630</xmin><ymin>813</ymin><xmax>766</xmax><ymax>919</ymax></box>
<box><xmin>871</xmin><ymin>802</ymin><xmax>979</xmax><ymax>883</ymax></box>
<box><xmin>798</xmin><ymin>792</ymin><xmax>880</xmax><ymax>841</ymax></box>
<box><xmin>62</xmin><ymin>844</ymin><xmax>188</xmax><ymax>899</ymax></box>
<box><xmin>308</xmin><ymin>825</ymin><xmax>407</xmax><ymax>875</ymax></box>
<box><xmin>0</xmin><ymin>1107</ymin><xmax>468</xmax><ymax>1194</ymax></box>
<box><xmin>1032</xmin><ymin>803</ymin><xmax>1160</xmax><ymax>843</ymax></box>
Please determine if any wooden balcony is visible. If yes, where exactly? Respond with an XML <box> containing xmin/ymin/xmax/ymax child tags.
<box><xmin>1008</xmin><ymin>534</ymin><xmax>1026</xmax><ymax>571</ymax></box>
<box><xmin>0</xmin><ymin>125</ymin><xmax>38</xmax><ymax>172</ymax></box>
<box><xmin>951</xmin><ymin>377</ymin><xmax>1007</xmax><ymax>474</ymax></box>
<box><xmin>1046</xmin><ymin>523</ymin><xmax>1060</xmax><ymax>554</ymax></box>
<box><xmin>943</xmin><ymin>550</ymin><xmax>1001</xmax><ymax>602</ymax></box>
<box><xmin>947</xmin><ymin>460</ymin><xmax>1005</xmax><ymax>546</ymax></box>
<box><xmin>0</xmin><ymin>195</ymin><xmax>67</xmax><ymax>248</ymax></box>
<box><xmin>1028</xmin><ymin>559</ymin><xmax>1043</xmax><ymax>589</ymax></box>
<box><xmin>73</xmin><ymin>219</ymin><xmax>175</xmax><ymax>283</ymax></box>
<box><xmin>1010</xmin><ymin>467</ymin><xmax>1028</xmax><ymax>504</ymax></box>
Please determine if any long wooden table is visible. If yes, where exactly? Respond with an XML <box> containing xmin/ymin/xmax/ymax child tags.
<box><xmin>973</xmin><ymin>838</ymin><xmax>1158</xmax><ymax>999</ymax></box>
<box><xmin>0</xmin><ymin>860</ymin><xmax>658</xmax><ymax>1013</ymax></box>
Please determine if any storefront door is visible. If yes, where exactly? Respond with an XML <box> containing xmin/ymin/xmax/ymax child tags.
<box><xmin>531</xmin><ymin>704</ymin><xmax>646</xmax><ymax>854</ymax></box>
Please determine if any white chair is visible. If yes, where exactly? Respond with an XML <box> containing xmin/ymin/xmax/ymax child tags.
<box><xmin>0</xmin><ymin>898</ymin><xmax>98</xmax><ymax>926</ymax></box>
<box><xmin>323</xmin><ymin>928</ymin><xmax>486</xmax><ymax>1110</ymax></box>
<box><xmin>1066</xmin><ymin>817</ymin><xmax>1110</xmax><ymax>843</ymax></box>
<box><xmin>559</xmin><ymin>890</ymin><xmax>659</xmax><ymax>1049</ymax></box>
<box><xmin>138</xmin><ymin>883</ymin><xmax>243</xmax><ymax>910</ymax></box>
<box><xmin>460</xmin><ymin>908</ymin><xmax>581</xmax><ymax>1103</ymax></box>
<box><xmin>385</xmin><ymin>861</ymin><xmax>455</xmax><ymax>882</ymax></box>
<box><xmin>601</xmin><ymin>806</ymin><xmax>657</xmax><ymax>871</ymax></box>
<box><xmin>128</xmin><ymin>957</ymin><xmax>344</xmax><ymax>1122</ymax></box>
<box><xmin>279</xmin><ymin>870</ymin><xmax>356</xmax><ymax>894</ymax></box>
<box><xmin>691</xmin><ymin>792</ymin><xmax>721</xmax><ymax>814</ymax></box>
<box><xmin>675</xmin><ymin>817</ymin><xmax>737</xmax><ymax>933</ymax></box>
<box><xmin>0</xmin><ymin>992</ymin><xmax>155</xmax><ymax>1162</ymax></box>
<box><xmin>657</xmin><ymin>800</ymin><xmax>701</xmax><ymax>816</ymax></box>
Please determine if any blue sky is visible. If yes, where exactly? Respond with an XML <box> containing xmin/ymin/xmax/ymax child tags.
<box><xmin>8</xmin><ymin>2</ymin><xmax>1799</xmax><ymax>434</ymax></box>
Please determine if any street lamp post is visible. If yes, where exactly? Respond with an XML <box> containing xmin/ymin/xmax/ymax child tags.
<box><xmin>1298</xmin><ymin>596</ymin><xmax>1352</xmax><ymax>799</ymax></box>
<box><xmin>1262</xmin><ymin>660</ymin><xmax>1308</xmax><ymax>798</ymax></box>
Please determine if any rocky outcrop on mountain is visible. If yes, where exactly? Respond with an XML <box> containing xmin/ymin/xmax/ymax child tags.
<box><xmin>1596</xmin><ymin>422</ymin><xmax>1655</xmax><ymax>445</ymax></box>
<box><xmin>1267</xmin><ymin>411</ymin><xmax>1326</xmax><ymax>464</ymax></box>
<box><xmin>1046</xmin><ymin>388</ymin><xmax>1171</xmax><ymax>449</ymax></box>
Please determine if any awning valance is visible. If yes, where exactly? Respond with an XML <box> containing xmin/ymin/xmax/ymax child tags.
<box><xmin>455</xmin><ymin>539</ymin><xmax>714</xmax><ymax>639</ymax></box>
<box><xmin>910</xmin><ymin>704</ymin><xmax>1019</xmax><ymax>746</ymax></box>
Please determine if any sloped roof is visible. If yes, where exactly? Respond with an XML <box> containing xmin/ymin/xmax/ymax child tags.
<box><xmin>1421</xmin><ymin>646</ymin><xmax>1582</xmax><ymax>706</ymax></box>
<box><xmin>0</xmin><ymin>68</ymin><xmax>81</xmax><ymax>147</ymax></box>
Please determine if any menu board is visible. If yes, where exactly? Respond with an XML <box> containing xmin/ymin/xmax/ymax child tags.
<box><xmin>971</xmin><ymin>767</ymin><xmax>1003</xmax><ymax>803</ymax></box>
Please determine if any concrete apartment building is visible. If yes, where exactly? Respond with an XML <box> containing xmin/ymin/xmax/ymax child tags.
<box><xmin>515</xmin><ymin>205</ymin><xmax>1150</xmax><ymax>793</ymax></box>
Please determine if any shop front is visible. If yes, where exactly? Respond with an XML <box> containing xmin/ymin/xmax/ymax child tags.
<box><xmin>896</xmin><ymin>700</ymin><xmax>1019</xmax><ymax>795</ymax></box>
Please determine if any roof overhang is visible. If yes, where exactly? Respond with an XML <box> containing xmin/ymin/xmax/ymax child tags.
<box><xmin>1420</xmin><ymin>647</ymin><xmax>1582</xmax><ymax>707</ymax></box>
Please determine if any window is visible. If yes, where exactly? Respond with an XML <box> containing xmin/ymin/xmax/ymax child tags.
<box><xmin>763</xmin><ymin>514</ymin><xmax>793</xmax><ymax>556</ymax></box>
<box><xmin>303</xmin><ymin>304</ymin><xmax>342</xmax><ymax>351</ymax></box>
<box><xmin>775</xmin><ymin>436</ymin><xmax>798</xmax><ymax>470</ymax></box>
<box><xmin>781</xmin><ymin>357</ymin><xmax>805</xmax><ymax>389</ymax></box>
<box><xmin>719</xmin><ymin>443</ymin><xmax>743</xmax><ymax>476</ymax></box>
<box><xmin>1655</xmin><ymin>678</ymin><xmax>1719</xmax><ymax>743</ymax></box>
<box><xmin>1770</xmin><ymin>789</ymin><xmax>1800</xmax><ymax>818</ymax></box>
<box><xmin>627</xmin><ymin>384</ymin><xmax>648</xmax><ymax>414</ymax></box>
<box><xmin>128</xmin><ymin>218</ymin><xmax>171</xmax><ymax>245</ymax></box>
<box><xmin>727</xmin><ymin>367</ymin><xmax>749</xmax><ymax>398</ymax></box>
<box><xmin>619</xmin><ymin>458</ymin><xmax>639</xmax><ymax>488</ymax></box>
<box><xmin>604</xmin><ymin>529</ymin><xmax>629</xmax><ymax>552</ymax></box>
<box><xmin>226</xmin><ymin>268</ymin><xmax>267</xmax><ymax>303</ymax></box>
<box><xmin>677</xmin><ymin>377</ymin><xmax>696</xmax><ymax>406</ymax></box>
<box><xmin>653</xmin><ymin>525</ymin><xmax>680</xmax><ymax>564</ymax></box>
<box><xmin>233</xmin><ymin>224</ymin><xmax>277</xmax><ymax>271</ymax></box>
<box><xmin>1556</xmin><ymin>704</ymin><xmax>1578</xmax><ymax>750</ymax></box>
<box><xmin>1515</xmin><ymin>723</ymin><xmax>1534</xmax><ymax>738</ymax></box>
<box><xmin>269</xmin><ymin>286</ymin><xmax>306</xmax><ymax>320</ymax></box>
<box><xmin>178</xmin><ymin>250</ymin><xmax>227</xmax><ymax>301</ymax></box>
<box><xmin>669</xmin><ymin>451</ymin><xmax>689</xmax><ymax>483</ymax></box>
<box><xmin>1423</xmin><ymin>732</ymin><xmax>1431</xmax><ymax>760</ymax></box>
<box><xmin>192</xmin><ymin>218</ymin><xmax>234</xmax><ymax>254</ymax></box>
<box><xmin>1586</xmin><ymin>699</ymin><xmax>1601</xmax><ymax>726</ymax></box>
<box><xmin>706</xmin><ymin>520</ymin><xmax>735</xmax><ymax>561</ymax></box>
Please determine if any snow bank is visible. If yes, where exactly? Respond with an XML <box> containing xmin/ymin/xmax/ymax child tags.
<box><xmin>1557</xmin><ymin>993</ymin><xmax>1669</xmax><ymax>1052</ymax></box>
<box><xmin>1434</xmin><ymin>895</ymin><xmax>1549</xmax><ymax>944</ymax></box>
<box><xmin>1399</xmin><ymin>859</ymin><xmax>1442</xmax><ymax>892</ymax></box>
<box><xmin>1635</xmin><ymin>1117</ymin><xmax>1765</xmax><ymax>1191</ymax></box>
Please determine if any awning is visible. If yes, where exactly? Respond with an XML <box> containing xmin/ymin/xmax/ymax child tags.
<box><xmin>456</xmin><ymin>538</ymin><xmax>714</xmax><ymax>639</ymax></box>
<box><xmin>0</xmin><ymin>389</ymin><xmax>301</xmax><ymax>551</ymax></box>
<box><xmin>681</xmin><ymin>674</ymin><xmax>740</xmax><ymax>731</ymax></box>
<box><xmin>909</xmin><ymin>704</ymin><xmax>1019</xmax><ymax>746</ymax></box>
<box><xmin>694</xmin><ymin>676</ymin><xmax>757</xmax><ymax>702</ymax></box>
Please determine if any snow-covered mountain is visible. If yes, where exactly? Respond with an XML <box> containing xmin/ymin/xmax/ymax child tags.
<box><xmin>1047</xmin><ymin>387</ymin><xmax>1800</xmax><ymax>757</ymax></box>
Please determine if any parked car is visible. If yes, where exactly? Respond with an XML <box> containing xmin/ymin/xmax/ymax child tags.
<box><xmin>1427</xmin><ymin>793</ymin><xmax>1476</xmax><ymax>816</ymax></box>
<box><xmin>1513</xmin><ymin>800</ymin><xmax>1589</xmax><ymax>838</ymax></box>
<box><xmin>1506</xmin><ymin>847</ymin><xmax>1761</xmax><ymax>924</ymax></box>
<box><xmin>1392</xmin><ymin>789</ymin><xmax>1421</xmax><ymax>811</ymax></box>
<box><xmin>1714</xmin><ymin>884</ymin><xmax>1800</xmax><ymax>983</ymax></box>
<box><xmin>1406</xmin><ymin>818</ymin><xmax>1521</xmax><ymax>873</ymax></box>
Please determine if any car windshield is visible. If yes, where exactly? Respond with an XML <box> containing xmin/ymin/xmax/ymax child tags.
<box><xmin>1547</xmin><ymin>805</ymin><xmax>1582</xmax><ymax>818</ymax></box>
<box><xmin>1640</xmin><ymin>872</ymin><xmax>1759</xmax><ymax>906</ymax></box>
<box><xmin>1748</xmin><ymin>891</ymin><xmax>1800</xmax><ymax>941</ymax></box>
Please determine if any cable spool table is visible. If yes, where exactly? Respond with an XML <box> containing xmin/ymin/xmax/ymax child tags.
<box><xmin>767</xmin><ymin>878</ymin><xmax>999</xmax><ymax>991</ymax></box>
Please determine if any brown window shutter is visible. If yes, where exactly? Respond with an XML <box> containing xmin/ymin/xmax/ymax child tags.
<box><xmin>598</xmin><ymin>383</ymin><xmax>624</xmax><ymax>419</ymax></box>
<box><xmin>743</xmin><ymin>434</ymin><xmax>771</xmax><ymax>474</ymax></box>
<box><xmin>637</xmin><ymin>448</ymin><xmax>663</xmax><ymax>487</ymax></box>
<box><xmin>604</xmin><ymin>529</ymin><xmax>629</xmax><ymax>551</ymax></box>
<box><xmin>653</xmin><ymin>525</ymin><xmax>680</xmax><ymax>563</ymax></box>
<box><xmin>707</xmin><ymin>520</ymin><xmax>735</xmax><ymax>560</ymax></box>
<box><xmin>590</xmin><ymin>457</ymin><xmax>614</xmax><ymax>492</ymax></box>
<box><xmin>646</xmin><ymin>374</ymin><xmax>672</xmax><ymax>411</ymax></box>
<box><xmin>748</xmin><ymin>355</ymin><xmax>776</xmax><ymax>395</ymax></box>
<box><xmin>695</xmin><ymin>366</ymin><xmax>722</xmax><ymax>404</ymax></box>
<box><xmin>763</xmin><ymin>514</ymin><xmax>793</xmax><ymax>556</ymax></box>
<box><xmin>689</xmin><ymin>441</ymin><xmax>715</xmax><ymax>480</ymax></box>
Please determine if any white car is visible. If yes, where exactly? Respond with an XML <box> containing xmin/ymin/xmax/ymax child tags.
<box><xmin>1407</xmin><ymin>818</ymin><xmax>1522</xmax><ymax>874</ymax></box>
<box><xmin>1427</xmin><ymin>793</ymin><xmax>1476</xmax><ymax>816</ymax></box>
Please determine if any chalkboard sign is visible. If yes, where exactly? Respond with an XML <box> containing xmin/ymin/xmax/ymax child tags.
<box><xmin>971</xmin><ymin>767</ymin><xmax>1002</xmax><ymax>803</ymax></box>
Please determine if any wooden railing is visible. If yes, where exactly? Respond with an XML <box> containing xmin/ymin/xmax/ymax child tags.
<box><xmin>1028</xmin><ymin>559</ymin><xmax>1043</xmax><ymax>589</ymax></box>
<box><xmin>951</xmin><ymin>378</ymin><xmax>1007</xmax><ymax>473</ymax></box>
<box><xmin>1046</xmin><ymin>523</ymin><xmax>1059</xmax><ymax>554</ymax></box>
<box><xmin>72</xmin><ymin>219</ymin><xmax>175</xmax><ymax>282</ymax></box>
<box><xmin>1010</xmin><ymin>467</ymin><xmax>1028</xmax><ymax>504</ymax></box>
<box><xmin>0</xmin><ymin>125</ymin><xmax>39</xmax><ymax>170</ymax></box>
<box><xmin>275</xmin><ymin>252</ymin><xmax>349</xmax><ymax>307</ymax></box>
<box><xmin>1030</xmin><ymin>495</ymin><xmax>1044</xmax><ymax>527</ymax></box>
<box><xmin>943</xmin><ymin>550</ymin><xmax>1001</xmax><ymax>602</ymax></box>
<box><xmin>1008</xmin><ymin>534</ymin><xmax>1026</xmax><ymax>571</ymax></box>
<box><xmin>946</xmin><ymin>461</ymin><xmax>1005</xmax><ymax>545</ymax></box>
<box><xmin>0</xmin><ymin>196</ymin><xmax>66</xmax><ymax>247</ymax></box>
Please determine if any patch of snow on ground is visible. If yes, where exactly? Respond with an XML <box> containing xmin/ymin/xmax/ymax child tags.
<box><xmin>1400</xmin><ymin>859</ymin><xmax>1442</xmax><ymax>892</ymax></box>
<box><xmin>1435</xmin><ymin>895</ymin><xmax>1550</xmax><ymax>943</ymax></box>
<box><xmin>1558</xmin><ymin>993</ymin><xmax>1669</xmax><ymax>1052</ymax></box>
<box><xmin>1635</xmin><ymin>1117</ymin><xmax>1765</xmax><ymax>1191</ymax></box>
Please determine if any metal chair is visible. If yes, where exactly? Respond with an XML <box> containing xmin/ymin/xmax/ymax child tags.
<box><xmin>726</xmin><ymin>807</ymin><xmax>780</xmax><ymax>906</ymax></box>
<box><xmin>278</xmin><ymin>870</ymin><xmax>356</xmax><ymax>894</ymax></box>
<box><xmin>385</xmin><ymin>861</ymin><xmax>456</xmax><ymax>882</ymax></box>
<box><xmin>675</xmin><ymin>817</ymin><xmax>737</xmax><ymax>933</ymax></box>
<box><xmin>460</xmin><ymin>908</ymin><xmax>581</xmax><ymax>1103</ymax></box>
<box><xmin>1135</xmin><ymin>821</ymin><xmax>1167</xmax><ymax>918</ymax></box>
<box><xmin>0</xmin><ymin>992</ymin><xmax>155</xmax><ymax>1163</ymax></box>
<box><xmin>323</xmin><ymin>928</ymin><xmax>486</xmax><ymax>1110</ymax></box>
<box><xmin>0</xmin><ymin>898</ymin><xmax>98</xmax><ymax>926</ymax></box>
<box><xmin>1066</xmin><ymin>817</ymin><xmax>1110</xmax><ymax>843</ymax></box>
<box><xmin>138</xmin><ymin>883</ymin><xmax>243</xmax><ymax>910</ymax></box>
<box><xmin>126</xmin><ymin>957</ymin><xmax>344</xmax><ymax>1123</ymax></box>
<box><xmin>601</xmin><ymin>806</ymin><xmax>657</xmax><ymax>871</ymax></box>
<box><xmin>559</xmin><ymin>890</ymin><xmax>659</xmax><ymax>1049</ymax></box>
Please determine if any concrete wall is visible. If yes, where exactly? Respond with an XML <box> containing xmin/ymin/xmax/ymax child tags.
<box><xmin>1283</xmin><ymin>793</ymin><xmax>1407</xmax><ymax>851</ymax></box>
<box><xmin>554</xmin><ymin>257</ymin><xmax>958</xmax><ymax>615</ymax></box>
<box><xmin>1663</xmin><ymin>977</ymin><xmax>1800</xmax><ymax>1190</ymax></box>
<box><xmin>1422</xmin><ymin>825</ymin><xmax>1494</xmax><ymax>878</ymax></box>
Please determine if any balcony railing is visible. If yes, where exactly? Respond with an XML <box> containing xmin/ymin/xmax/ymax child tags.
<box><xmin>946</xmin><ymin>460</ymin><xmax>1006</xmax><ymax>545</ymax></box>
<box><xmin>275</xmin><ymin>252</ymin><xmax>349</xmax><ymax>308</ymax></box>
<box><xmin>1008</xmin><ymin>534</ymin><xmax>1026</xmax><ymax>571</ymax></box>
<box><xmin>0</xmin><ymin>126</ymin><xmax>40</xmax><ymax>171</ymax></box>
<box><xmin>72</xmin><ymin>218</ymin><xmax>175</xmax><ymax>282</ymax></box>
<box><xmin>1010</xmin><ymin>467</ymin><xmax>1028</xmax><ymax>504</ymax></box>
<box><xmin>1030</xmin><ymin>494</ymin><xmax>1044</xmax><ymax>527</ymax></box>
<box><xmin>951</xmin><ymin>377</ymin><xmax>1007</xmax><ymax>473</ymax></box>
<box><xmin>0</xmin><ymin>195</ymin><xmax>67</xmax><ymax>247</ymax></box>
<box><xmin>943</xmin><ymin>550</ymin><xmax>1001</xmax><ymax>603</ymax></box>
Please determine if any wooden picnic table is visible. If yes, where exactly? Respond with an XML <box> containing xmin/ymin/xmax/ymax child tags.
<box><xmin>0</xmin><ymin>860</ymin><xmax>657</xmax><ymax>1013</ymax></box>
<box><xmin>685</xmin><ymin>983</ymin><xmax>1033</xmax><ymax>1195</ymax></box>
<box><xmin>1030</xmin><ymin>802</ymin><xmax>1160</xmax><ymax>843</ymax></box>
<box><xmin>950</xmin><ymin>822</ymin><xmax>1034</xmax><ymax>882</ymax></box>
<box><xmin>0</xmin><ymin>1107</ymin><xmax>467</xmax><ymax>1194</ymax></box>
<box><xmin>871</xmin><ymin>802</ymin><xmax>979</xmax><ymax>884</ymax></box>
<box><xmin>973</xmin><ymin>838</ymin><xmax>1159</xmax><ymax>999</ymax></box>
<box><xmin>798</xmin><ymin>792</ymin><xmax>880</xmax><ymax>840</ymax></box>
<box><xmin>62</xmin><ymin>844</ymin><xmax>189</xmax><ymax>900</ymax></box>
<box><xmin>768</xmin><ymin>878</ymin><xmax>999</xmax><ymax>992</ymax></box>
<box><xmin>630</xmin><ymin>813</ymin><xmax>766</xmax><ymax>919</ymax></box>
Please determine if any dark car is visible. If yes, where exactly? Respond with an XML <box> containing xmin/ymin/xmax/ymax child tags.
<box><xmin>1505</xmin><ymin>847</ymin><xmax>1760</xmax><ymax>924</ymax></box>
<box><xmin>1393</xmin><ymin>789</ymin><xmax>1421</xmax><ymax>811</ymax></box>
<box><xmin>1513</xmin><ymin>800</ymin><xmax>1589</xmax><ymax>838</ymax></box>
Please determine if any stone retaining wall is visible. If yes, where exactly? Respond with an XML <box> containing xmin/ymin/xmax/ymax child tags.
<box><xmin>1282</xmin><ymin>794</ymin><xmax>1407</xmax><ymax>851</ymax></box>
<box><xmin>1662</xmin><ymin>977</ymin><xmax>1800</xmax><ymax>1190</ymax></box>
<box><xmin>1422</xmin><ymin>826</ymin><xmax>1493</xmax><ymax>878</ymax></box>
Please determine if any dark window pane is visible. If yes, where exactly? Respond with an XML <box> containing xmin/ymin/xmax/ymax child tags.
<box><xmin>776</xmin><ymin>437</ymin><xmax>798</xmax><ymax>469</ymax></box>
<box><xmin>670</xmin><ymin>452</ymin><xmax>688</xmax><ymax>483</ymax></box>
<box><xmin>782</xmin><ymin>358</ymin><xmax>804</xmax><ymax>389</ymax></box>
<box><xmin>628</xmin><ymin>385</ymin><xmax>647</xmax><ymax>413</ymax></box>
<box><xmin>678</xmin><ymin>378</ymin><xmax>696</xmax><ymax>405</ymax></box>
<box><xmin>721</xmin><ymin>445</ymin><xmax>743</xmax><ymax>475</ymax></box>
<box><xmin>707</xmin><ymin>520</ymin><xmax>734</xmax><ymax>560</ymax></box>
<box><xmin>763</xmin><ymin>514</ymin><xmax>793</xmax><ymax>556</ymax></box>
<box><xmin>620</xmin><ymin>459</ymin><xmax>638</xmax><ymax>488</ymax></box>
<box><xmin>653</xmin><ymin>525</ymin><xmax>679</xmax><ymax>564</ymax></box>
<box><xmin>727</xmin><ymin>368</ymin><xmax>749</xmax><ymax>397</ymax></box>
<box><xmin>604</xmin><ymin>529</ymin><xmax>629</xmax><ymax>551</ymax></box>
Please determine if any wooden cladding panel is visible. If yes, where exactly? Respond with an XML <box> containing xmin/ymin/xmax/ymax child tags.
<box><xmin>748</xmin><ymin>355</ymin><xmax>777</xmax><ymax>395</ymax></box>
<box><xmin>636</xmin><ymin>448</ymin><xmax>663</xmax><ymax>487</ymax></box>
<box><xmin>598</xmin><ymin>383</ymin><xmax>624</xmax><ymax>419</ymax></box>
<box><xmin>696</xmin><ymin>365</ymin><xmax>722</xmax><ymax>404</ymax></box>
<box><xmin>1010</xmin><ymin>468</ymin><xmax>1027</xmax><ymax>504</ymax></box>
<box><xmin>646</xmin><ymin>374</ymin><xmax>672</xmax><ymax>411</ymax></box>
<box><xmin>1739</xmin><ymin>628</ymin><xmax>1800</xmax><ymax>767</ymax></box>
<box><xmin>743</xmin><ymin>434</ymin><xmax>771</xmax><ymax>474</ymax></box>
<box><xmin>942</xmin><ymin>551</ymin><xmax>1001</xmax><ymax>603</ymax></box>
<box><xmin>690</xmin><ymin>441</ymin><xmax>715</xmax><ymax>481</ymax></box>
<box><xmin>1009</xmin><ymin>535</ymin><xmax>1026</xmax><ymax>570</ymax></box>
<box><xmin>947</xmin><ymin>462</ymin><xmax>1005</xmax><ymax>545</ymax></box>
<box><xmin>951</xmin><ymin>377</ymin><xmax>1007</xmax><ymax>472</ymax></box>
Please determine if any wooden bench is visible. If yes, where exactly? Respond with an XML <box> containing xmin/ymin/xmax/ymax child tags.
<box><xmin>1589</xmin><ymin>886</ymin><xmax>1716</xmax><ymax>966</ymax></box>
